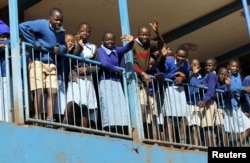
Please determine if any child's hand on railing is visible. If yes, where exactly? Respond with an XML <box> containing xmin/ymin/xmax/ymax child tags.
<box><xmin>54</xmin><ymin>43</ymin><xmax>60</xmax><ymax>55</ymax></box>
<box><xmin>154</xmin><ymin>73</ymin><xmax>165</xmax><ymax>82</ymax></box>
<box><xmin>174</xmin><ymin>76</ymin><xmax>184</xmax><ymax>85</ymax></box>
<box><xmin>116</xmin><ymin>70</ymin><xmax>122</xmax><ymax>77</ymax></box>
<box><xmin>141</xmin><ymin>72</ymin><xmax>152</xmax><ymax>83</ymax></box>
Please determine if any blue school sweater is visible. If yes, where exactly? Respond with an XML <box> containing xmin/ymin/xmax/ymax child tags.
<box><xmin>164</xmin><ymin>57</ymin><xmax>190</xmax><ymax>82</ymax></box>
<box><xmin>186</xmin><ymin>71</ymin><xmax>202</xmax><ymax>105</ymax></box>
<box><xmin>216</xmin><ymin>81</ymin><xmax>228</xmax><ymax>109</ymax></box>
<box><xmin>201</xmin><ymin>71</ymin><xmax>217</xmax><ymax>104</ymax></box>
<box><xmin>226</xmin><ymin>72</ymin><xmax>245</xmax><ymax>110</ymax></box>
<box><xmin>241</xmin><ymin>75</ymin><xmax>250</xmax><ymax>112</ymax></box>
<box><xmin>19</xmin><ymin>19</ymin><xmax>66</xmax><ymax>63</ymax></box>
<box><xmin>98</xmin><ymin>41</ymin><xmax>134</xmax><ymax>82</ymax></box>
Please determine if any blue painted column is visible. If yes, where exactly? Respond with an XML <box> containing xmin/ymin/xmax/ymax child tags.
<box><xmin>118</xmin><ymin>0</ymin><xmax>144</xmax><ymax>141</ymax></box>
<box><xmin>8</xmin><ymin>0</ymin><xmax>24</xmax><ymax>123</ymax></box>
<box><xmin>242</xmin><ymin>0</ymin><xmax>250</xmax><ymax>37</ymax></box>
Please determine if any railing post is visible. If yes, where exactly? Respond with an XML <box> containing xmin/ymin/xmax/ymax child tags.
<box><xmin>242</xmin><ymin>0</ymin><xmax>250</xmax><ymax>37</ymax></box>
<box><xmin>8</xmin><ymin>0</ymin><xmax>24</xmax><ymax>124</ymax></box>
<box><xmin>118</xmin><ymin>0</ymin><xmax>144</xmax><ymax>141</ymax></box>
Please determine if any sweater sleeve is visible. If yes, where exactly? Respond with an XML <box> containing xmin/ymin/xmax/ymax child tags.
<box><xmin>19</xmin><ymin>20</ymin><xmax>43</xmax><ymax>47</ymax></box>
<box><xmin>164</xmin><ymin>59</ymin><xmax>176</xmax><ymax>79</ymax></box>
<box><xmin>116</xmin><ymin>41</ymin><xmax>134</xmax><ymax>56</ymax></box>
<box><xmin>203</xmin><ymin>73</ymin><xmax>217</xmax><ymax>104</ymax></box>
<box><xmin>98</xmin><ymin>48</ymin><xmax>117</xmax><ymax>72</ymax></box>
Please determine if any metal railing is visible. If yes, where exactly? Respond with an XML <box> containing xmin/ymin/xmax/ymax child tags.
<box><xmin>140</xmin><ymin>76</ymin><xmax>250</xmax><ymax>149</ymax></box>
<box><xmin>21</xmin><ymin>42</ymin><xmax>132</xmax><ymax>139</ymax></box>
<box><xmin>1</xmin><ymin>42</ymin><xmax>250</xmax><ymax>150</ymax></box>
<box><xmin>0</xmin><ymin>45</ymin><xmax>13</xmax><ymax>122</ymax></box>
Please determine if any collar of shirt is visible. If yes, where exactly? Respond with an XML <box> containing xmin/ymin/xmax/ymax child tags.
<box><xmin>81</xmin><ymin>42</ymin><xmax>94</xmax><ymax>58</ymax></box>
<box><xmin>49</xmin><ymin>21</ymin><xmax>65</xmax><ymax>33</ymax></box>
<box><xmin>174</xmin><ymin>58</ymin><xmax>184</xmax><ymax>68</ymax></box>
<box><xmin>194</xmin><ymin>73</ymin><xmax>202</xmax><ymax>79</ymax></box>
<box><xmin>135</xmin><ymin>38</ymin><xmax>143</xmax><ymax>46</ymax></box>
<box><xmin>229</xmin><ymin>71</ymin><xmax>239</xmax><ymax>77</ymax></box>
<box><xmin>101</xmin><ymin>44</ymin><xmax>117</xmax><ymax>56</ymax></box>
<box><xmin>204</xmin><ymin>70</ymin><xmax>216</xmax><ymax>78</ymax></box>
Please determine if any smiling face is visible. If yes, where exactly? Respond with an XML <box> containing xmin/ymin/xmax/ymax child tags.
<box><xmin>227</xmin><ymin>60</ymin><xmax>240</xmax><ymax>75</ymax></box>
<box><xmin>65</xmin><ymin>34</ymin><xmax>74</xmax><ymax>51</ymax></box>
<box><xmin>205</xmin><ymin>59</ymin><xmax>216</xmax><ymax>73</ymax></box>
<box><xmin>175</xmin><ymin>49</ymin><xmax>187</xmax><ymax>65</ymax></box>
<box><xmin>137</xmin><ymin>26</ymin><xmax>151</xmax><ymax>46</ymax></box>
<box><xmin>78</xmin><ymin>23</ymin><xmax>91</xmax><ymax>43</ymax></box>
<box><xmin>49</xmin><ymin>10</ymin><xmax>63</xmax><ymax>30</ymax></box>
<box><xmin>190</xmin><ymin>59</ymin><xmax>200</xmax><ymax>69</ymax></box>
<box><xmin>102</xmin><ymin>32</ymin><xmax>115</xmax><ymax>50</ymax></box>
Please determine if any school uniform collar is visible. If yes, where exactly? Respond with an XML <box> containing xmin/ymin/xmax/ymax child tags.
<box><xmin>135</xmin><ymin>38</ymin><xmax>143</xmax><ymax>46</ymax></box>
<box><xmin>101</xmin><ymin>45</ymin><xmax>117</xmax><ymax>56</ymax></box>
<box><xmin>48</xmin><ymin>21</ymin><xmax>65</xmax><ymax>33</ymax></box>
<box><xmin>193</xmin><ymin>72</ymin><xmax>202</xmax><ymax>79</ymax></box>
<box><xmin>229</xmin><ymin>70</ymin><xmax>239</xmax><ymax>77</ymax></box>
<box><xmin>83</xmin><ymin>42</ymin><xmax>92</xmax><ymax>50</ymax></box>
<box><xmin>174</xmin><ymin>58</ymin><xmax>184</xmax><ymax>67</ymax></box>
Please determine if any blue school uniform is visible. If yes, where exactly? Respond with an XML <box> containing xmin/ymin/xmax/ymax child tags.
<box><xmin>162</xmin><ymin>57</ymin><xmax>190</xmax><ymax>117</ymax></box>
<box><xmin>19</xmin><ymin>19</ymin><xmax>66</xmax><ymax>63</ymax></box>
<box><xmin>98</xmin><ymin>42</ymin><xmax>133</xmax><ymax>127</ymax></box>
<box><xmin>216</xmin><ymin>81</ymin><xmax>228</xmax><ymax>109</ymax></box>
<box><xmin>241</xmin><ymin>75</ymin><xmax>250</xmax><ymax>113</ymax></box>
<box><xmin>201</xmin><ymin>71</ymin><xmax>218</xmax><ymax>104</ymax></box>
<box><xmin>224</xmin><ymin>72</ymin><xmax>250</xmax><ymax>133</ymax></box>
<box><xmin>186</xmin><ymin>71</ymin><xmax>202</xmax><ymax>105</ymax></box>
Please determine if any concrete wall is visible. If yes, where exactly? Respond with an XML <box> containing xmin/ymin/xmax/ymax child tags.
<box><xmin>0</xmin><ymin>122</ymin><xmax>207</xmax><ymax>163</ymax></box>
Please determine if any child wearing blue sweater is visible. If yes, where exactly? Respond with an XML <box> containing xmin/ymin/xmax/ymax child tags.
<box><xmin>214</xmin><ymin>67</ymin><xmax>229</xmax><ymax>147</ymax></box>
<box><xmin>197</xmin><ymin>58</ymin><xmax>217</xmax><ymax>147</ymax></box>
<box><xmin>186</xmin><ymin>59</ymin><xmax>202</xmax><ymax>146</ymax></box>
<box><xmin>19</xmin><ymin>7</ymin><xmax>66</xmax><ymax>124</ymax></box>
<box><xmin>224</xmin><ymin>59</ymin><xmax>250</xmax><ymax>146</ymax></box>
<box><xmin>162</xmin><ymin>46</ymin><xmax>190</xmax><ymax>143</ymax></box>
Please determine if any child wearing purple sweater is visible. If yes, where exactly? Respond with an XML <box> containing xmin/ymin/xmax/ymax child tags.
<box><xmin>98</xmin><ymin>32</ymin><xmax>134</xmax><ymax>134</ymax></box>
<box><xmin>197</xmin><ymin>58</ymin><xmax>218</xmax><ymax>147</ymax></box>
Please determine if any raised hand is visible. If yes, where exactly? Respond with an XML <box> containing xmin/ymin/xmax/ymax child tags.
<box><xmin>192</xmin><ymin>65</ymin><xmax>201</xmax><ymax>74</ymax></box>
<box><xmin>120</xmin><ymin>34</ymin><xmax>134</xmax><ymax>42</ymax></box>
<box><xmin>225</xmin><ymin>75</ymin><xmax>231</xmax><ymax>86</ymax></box>
<box><xmin>75</xmin><ymin>33</ymin><xmax>83</xmax><ymax>47</ymax></box>
<box><xmin>149</xmin><ymin>18</ymin><xmax>159</xmax><ymax>33</ymax></box>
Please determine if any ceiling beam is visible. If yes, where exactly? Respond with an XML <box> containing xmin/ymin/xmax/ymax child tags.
<box><xmin>18</xmin><ymin>0</ymin><xmax>41</xmax><ymax>12</ymax></box>
<box><xmin>216</xmin><ymin>43</ymin><xmax>250</xmax><ymax>63</ymax></box>
<box><xmin>163</xmin><ymin>0</ymin><xmax>249</xmax><ymax>43</ymax></box>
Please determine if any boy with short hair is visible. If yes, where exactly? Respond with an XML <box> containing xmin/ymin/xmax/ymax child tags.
<box><xmin>186</xmin><ymin>58</ymin><xmax>202</xmax><ymax>146</ymax></box>
<box><xmin>197</xmin><ymin>58</ymin><xmax>218</xmax><ymax>147</ymax></box>
<box><xmin>19</xmin><ymin>7</ymin><xmax>66</xmax><ymax>124</ymax></box>
<box><xmin>214</xmin><ymin>67</ymin><xmax>229</xmax><ymax>147</ymax></box>
<box><xmin>133</xmin><ymin>19</ymin><xmax>164</xmax><ymax>135</ymax></box>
